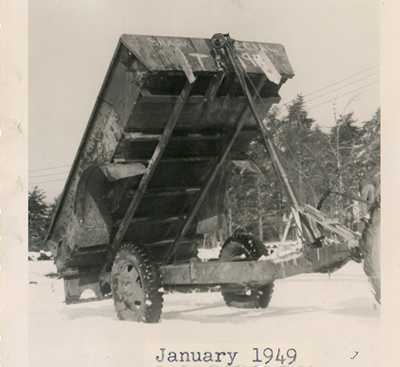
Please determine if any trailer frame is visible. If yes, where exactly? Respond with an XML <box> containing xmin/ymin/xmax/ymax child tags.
<box><xmin>46</xmin><ymin>33</ymin><xmax>367</xmax><ymax>320</ymax></box>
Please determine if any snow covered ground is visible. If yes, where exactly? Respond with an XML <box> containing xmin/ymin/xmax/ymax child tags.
<box><xmin>29</xmin><ymin>258</ymin><xmax>379</xmax><ymax>367</ymax></box>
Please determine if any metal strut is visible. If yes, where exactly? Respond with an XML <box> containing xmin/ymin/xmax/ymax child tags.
<box><xmin>163</xmin><ymin>77</ymin><xmax>268</xmax><ymax>264</ymax></box>
<box><xmin>110</xmin><ymin>80</ymin><xmax>194</xmax><ymax>257</ymax></box>
<box><xmin>211</xmin><ymin>33</ymin><xmax>318</xmax><ymax>246</ymax></box>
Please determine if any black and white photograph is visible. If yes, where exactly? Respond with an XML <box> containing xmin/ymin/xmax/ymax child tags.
<box><xmin>1</xmin><ymin>1</ymin><xmax>400</xmax><ymax>367</ymax></box>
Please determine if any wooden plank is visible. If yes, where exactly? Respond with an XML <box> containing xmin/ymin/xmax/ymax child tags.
<box><xmin>221</xmin><ymin>76</ymin><xmax>238</xmax><ymax>111</ymax></box>
<box><xmin>99</xmin><ymin>163</ymin><xmax>147</xmax><ymax>181</ymax></box>
<box><xmin>182</xmin><ymin>134</ymin><xmax>222</xmax><ymax>140</ymax></box>
<box><xmin>147</xmin><ymin>235</ymin><xmax>204</xmax><ymax>247</ymax></box>
<box><xmin>115</xmin><ymin>135</ymin><xmax>226</xmax><ymax>162</ymax></box>
<box><xmin>120</xmin><ymin>35</ymin><xmax>295</xmax><ymax>77</ymax></box>
<box><xmin>123</xmin><ymin>132</ymin><xmax>223</xmax><ymax>142</ymax></box>
<box><xmin>163</xmin><ymin>77</ymin><xmax>268</xmax><ymax>264</ymax></box>
<box><xmin>110</xmin><ymin>81</ymin><xmax>193</xmax><ymax>253</ymax></box>
<box><xmin>253</xmin><ymin>52</ymin><xmax>282</xmax><ymax>85</ymax></box>
<box><xmin>138</xmin><ymin>95</ymin><xmax>205</xmax><ymax>104</ymax></box>
<box><xmin>73</xmin><ymin>245</ymin><xmax>109</xmax><ymax>255</ymax></box>
<box><xmin>131</xmin><ymin>215</ymin><xmax>185</xmax><ymax>224</ymax></box>
<box><xmin>126</xmin><ymin>95</ymin><xmax>257</xmax><ymax>131</ymax></box>
<box><xmin>112</xmin><ymin>156</ymin><xmax>217</xmax><ymax>164</ymax></box>
<box><xmin>196</xmin><ymin>73</ymin><xmax>225</xmax><ymax>124</ymax></box>
<box><xmin>123</xmin><ymin>132</ymin><xmax>161</xmax><ymax>141</ymax></box>
<box><xmin>114</xmin><ymin>215</ymin><xmax>186</xmax><ymax>226</ymax></box>
<box><xmin>301</xmin><ymin>205</ymin><xmax>360</xmax><ymax>243</ymax></box>
<box><xmin>144</xmin><ymin>187</ymin><xmax>201</xmax><ymax>197</ymax></box>
<box><xmin>175</xmin><ymin>45</ymin><xmax>196</xmax><ymax>84</ymax></box>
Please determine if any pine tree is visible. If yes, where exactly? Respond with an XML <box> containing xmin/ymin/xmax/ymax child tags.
<box><xmin>226</xmin><ymin>95</ymin><xmax>328</xmax><ymax>241</ymax></box>
<box><xmin>357</xmin><ymin>108</ymin><xmax>380</xmax><ymax>173</ymax></box>
<box><xmin>321</xmin><ymin>112</ymin><xmax>362</xmax><ymax>224</ymax></box>
<box><xmin>48</xmin><ymin>193</ymin><xmax>61</xmax><ymax>221</ymax></box>
<box><xmin>226</xmin><ymin>96</ymin><xmax>380</xmax><ymax>243</ymax></box>
<box><xmin>28</xmin><ymin>186</ymin><xmax>50</xmax><ymax>251</ymax></box>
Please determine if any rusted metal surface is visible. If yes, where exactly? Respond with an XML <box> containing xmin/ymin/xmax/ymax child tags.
<box><xmin>273</xmin><ymin>242</ymin><xmax>351</xmax><ymax>277</ymax></box>
<box><xmin>63</xmin><ymin>271</ymin><xmax>111</xmax><ymax>304</ymax></box>
<box><xmin>160</xmin><ymin>242</ymin><xmax>351</xmax><ymax>287</ymax></box>
<box><xmin>50</xmin><ymin>105</ymin><xmax>126</xmax><ymax>270</ymax></box>
<box><xmin>301</xmin><ymin>204</ymin><xmax>360</xmax><ymax>247</ymax></box>
<box><xmin>161</xmin><ymin>259</ymin><xmax>279</xmax><ymax>287</ymax></box>
<box><xmin>61</xmin><ymin>241</ymin><xmax>351</xmax><ymax>303</ymax></box>
<box><xmin>47</xmin><ymin>43</ymin><xmax>145</xmax><ymax>267</ymax></box>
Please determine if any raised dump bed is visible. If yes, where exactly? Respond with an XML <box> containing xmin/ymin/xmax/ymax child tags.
<box><xmin>46</xmin><ymin>34</ymin><xmax>365</xmax><ymax>322</ymax></box>
<box><xmin>47</xmin><ymin>34</ymin><xmax>293</xmax><ymax>273</ymax></box>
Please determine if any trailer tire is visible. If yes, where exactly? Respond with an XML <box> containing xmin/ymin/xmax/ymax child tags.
<box><xmin>219</xmin><ymin>235</ymin><xmax>274</xmax><ymax>309</ymax></box>
<box><xmin>360</xmin><ymin>203</ymin><xmax>381</xmax><ymax>304</ymax></box>
<box><xmin>111</xmin><ymin>243</ymin><xmax>163</xmax><ymax>322</ymax></box>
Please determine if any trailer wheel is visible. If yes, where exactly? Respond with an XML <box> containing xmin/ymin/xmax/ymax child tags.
<box><xmin>111</xmin><ymin>243</ymin><xmax>163</xmax><ymax>322</ymax></box>
<box><xmin>360</xmin><ymin>203</ymin><xmax>381</xmax><ymax>304</ymax></box>
<box><xmin>219</xmin><ymin>235</ymin><xmax>274</xmax><ymax>309</ymax></box>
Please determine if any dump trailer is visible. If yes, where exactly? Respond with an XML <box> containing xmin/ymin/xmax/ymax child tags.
<box><xmin>46</xmin><ymin>34</ymin><xmax>379</xmax><ymax>323</ymax></box>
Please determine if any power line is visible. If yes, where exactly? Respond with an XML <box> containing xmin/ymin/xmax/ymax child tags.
<box><xmin>277</xmin><ymin>65</ymin><xmax>379</xmax><ymax>117</ymax></box>
<box><xmin>29</xmin><ymin>171</ymin><xmax>70</xmax><ymax>179</ymax></box>
<box><xmin>304</xmin><ymin>72</ymin><xmax>379</xmax><ymax>104</ymax></box>
<box><xmin>29</xmin><ymin>178</ymin><xmax>67</xmax><ymax>186</ymax></box>
<box><xmin>29</xmin><ymin>164</ymin><xmax>71</xmax><ymax>173</ymax></box>
<box><xmin>307</xmin><ymin>80</ymin><xmax>379</xmax><ymax>111</ymax></box>
<box><xmin>303</xmin><ymin>65</ymin><xmax>379</xmax><ymax>97</ymax></box>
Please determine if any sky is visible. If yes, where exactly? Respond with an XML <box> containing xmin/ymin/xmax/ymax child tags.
<box><xmin>28</xmin><ymin>0</ymin><xmax>380</xmax><ymax>201</ymax></box>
